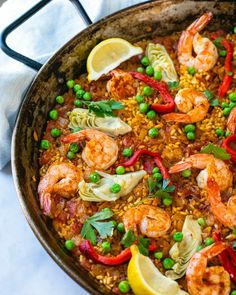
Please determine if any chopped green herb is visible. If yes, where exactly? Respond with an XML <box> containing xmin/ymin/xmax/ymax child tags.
<box><xmin>210</xmin><ymin>99</ymin><xmax>219</xmax><ymax>107</ymax></box>
<box><xmin>138</xmin><ymin>237</ymin><xmax>150</xmax><ymax>256</ymax></box>
<box><xmin>121</xmin><ymin>230</ymin><xmax>136</xmax><ymax>248</ymax></box>
<box><xmin>81</xmin><ymin>208</ymin><xmax>114</xmax><ymax>245</ymax></box>
<box><xmin>213</xmin><ymin>37</ymin><xmax>224</xmax><ymax>49</ymax></box>
<box><xmin>168</xmin><ymin>81</ymin><xmax>179</xmax><ymax>89</ymax></box>
<box><xmin>200</xmin><ymin>143</ymin><xmax>230</xmax><ymax>160</ymax></box>
<box><xmin>81</xmin><ymin>100</ymin><xmax>124</xmax><ymax>117</ymax></box>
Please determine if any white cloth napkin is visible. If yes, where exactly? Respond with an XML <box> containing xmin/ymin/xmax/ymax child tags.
<box><xmin>0</xmin><ymin>0</ymin><xmax>147</xmax><ymax>169</ymax></box>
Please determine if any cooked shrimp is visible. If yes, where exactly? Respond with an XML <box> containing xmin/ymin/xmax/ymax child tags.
<box><xmin>186</xmin><ymin>242</ymin><xmax>230</xmax><ymax>295</ymax></box>
<box><xmin>163</xmin><ymin>88</ymin><xmax>210</xmax><ymax>123</ymax></box>
<box><xmin>38</xmin><ymin>162</ymin><xmax>83</xmax><ymax>216</ymax></box>
<box><xmin>106</xmin><ymin>69</ymin><xmax>136</xmax><ymax>100</ymax></box>
<box><xmin>178</xmin><ymin>12</ymin><xmax>218</xmax><ymax>71</ymax></box>
<box><xmin>227</xmin><ymin>107</ymin><xmax>236</xmax><ymax>134</ymax></box>
<box><xmin>169</xmin><ymin>154</ymin><xmax>233</xmax><ymax>191</ymax></box>
<box><xmin>61</xmin><ymin>129</ymin><xmax>118</xmax><ymax>170</ymax></box>
<box><xmin>207</xmin><ymin>177</ymin><xmax>236</xmax><ymax>229</ymax></box>
<box><xmin>122</xmin><ymin>204</ymin><xmax>171</xmax><ymax>238</ymax></box>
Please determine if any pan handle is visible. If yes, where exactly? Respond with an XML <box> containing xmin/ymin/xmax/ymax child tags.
<box><xmin>0</xmin><ymin>0</ymin><xmax>93</xmax><ymax>71</ymax></box>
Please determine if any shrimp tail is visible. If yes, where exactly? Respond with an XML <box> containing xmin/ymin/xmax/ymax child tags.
<box><xmin>163</xmin><ymin>113</ymin><xmax>192</xmax><ymax>123</ymax></box>
<box><xmin>61</xmin><ymin>131</ymin><xmax>84</xmax><ymax>144</ymax></box>
<box><xmin>169</xmin><ymin>161</ymin><xmax>192</xmax><ymax>173</ymax></box>
<box><xmin>186</xmin><ymin>12</ymin><xmax>213</xmax><ymax>34</ymax></box>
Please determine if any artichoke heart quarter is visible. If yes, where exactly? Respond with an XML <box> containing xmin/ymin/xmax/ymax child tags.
<box><xmin>165</xmin><ymin>215</ymin><xmax>202</xmax><ymax>280</ymax></box>
<box><xmin>78</xmin><ymin>170</ymin><xmax>146</xmax><ymax>202</ymax></box>
<box><xmin>68</xmin><ymin>108</ymin><xmax>132</xmax><ymax>136</ymax></box>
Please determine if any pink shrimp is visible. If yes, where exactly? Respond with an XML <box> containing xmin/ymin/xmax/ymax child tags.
<box><xmin>178</xmin><ymin>12</ymin><xmax>218</xmax><ymax>72</ymax></box>
<box><xmin>227</xmin><ymin>107</ymin><xmax>236</xmax><ymax>135</ymax></box>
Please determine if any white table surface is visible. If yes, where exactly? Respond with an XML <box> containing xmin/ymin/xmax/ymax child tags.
<box><xmin>0</xmin><ymin>1</ymin><xmax>148</xmax><ymax>295</ymax></box>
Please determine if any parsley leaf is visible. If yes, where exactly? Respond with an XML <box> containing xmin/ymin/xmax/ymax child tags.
<box><xmin>168</xmin><ymin>81</ymin><xmax>179</xmax><ymax>89</ymax></box>
<box><xmin>210</xmin><ymin>99</ymin><xmax>219</xmax><ymax>107</ymax></box>
<box><xmin>121</xmin><ymin>230</ymin><xmax>136</xmax><ymax>248</ymax></box>
<box><xmin>213</xmin><ymin>37</ymin><xmax>224</xmax><ymax>49</ymax></box>
<box><xmin>81</xmin><ymin>208</ymin><xmax>115</xmax><ymax>245</ymax></box>
<box><xmin>147</xmin><ymin>177</ymin><xmax>157</xmax><ymax>194</ymax></box>
<box><xmin>155</xmin><ymin>190</ymin><xmax>171</xmax><ymax>198</ymax></box>
<box><xmin>200</xmin><ymin>143</ymin><xmax>231</xmax><ymax>160</ymax></box>
<box><xmin>81</xmin><ymin>100</ymin><xmax>124</xmax><ymax>117</ymax></box>
<box><xmin>162</xmin><ymin>178</ymin><xmax>170</xmax><ymax>189</ymax></box>
<box><xmin>138</xmin><ymin>237</ymin><xmax>150</xmax><ymax>256</ymax></box>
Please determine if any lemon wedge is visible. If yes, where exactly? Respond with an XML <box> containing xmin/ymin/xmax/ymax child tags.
<box><xmin>127</xmin><ymin>245</ymin><xmax>188</xmax><ymax>295</ymax></box>
<box><xmin>87</xmin><ymin>38</ymin><xmax>143</xmax><ymax>81</ymax></box>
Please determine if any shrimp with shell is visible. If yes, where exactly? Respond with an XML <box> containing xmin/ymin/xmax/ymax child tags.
<box><xmin>61</xmin><ymin>129</ymin><xmax>118</xmax><ymax>170</ymax></box>
<box><xmin>186</xmin><ymin>242</ymin><xmax>230</xmax><ymax>295</ymax></box>
<box><xmin>207</xmin><ymin>177</ymin><xmax>236</xmax><ymax>229</ymax></box>
<box><xmin>178</xmin><ymin>12</ymin><xmax>218</xmax><ymax>72</ymax></box>
<box><xmin>106</xmin><ymin>69</ymin><xmax>137</xmax><ymax>100</ymax></box>
<box><xmin>163</xmin><ymin>88</ymin><xmax>210</xmax><ymax>123</ymax></box>
<box><xmin>122</xmin><ymin>204</ymin><xmax>171</xmax><ymax>239</ymax></box>
<box><xmin>169</xmin><ymin>153</ymin><xmax>233</xmax><ymax>192</ymax></box>
<box><xmin>38</xmin><ymin>162</ymin><xmax>83</xmax><ymax>217</ymax></box>
<box><xmin>227</xmin><ymin>107</ymin><xmax>236</xmax><ymax>135</ymax></box>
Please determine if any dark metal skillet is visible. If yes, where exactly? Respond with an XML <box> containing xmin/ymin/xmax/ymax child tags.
<box><xmin>1</xmin><ymin>1</ymin><xmax>235</xmax><ymax>294</ymax></box>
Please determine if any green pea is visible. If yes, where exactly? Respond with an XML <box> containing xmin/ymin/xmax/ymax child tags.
<box><xmin>203</xmin><ymin>90</ymin><xmax>213</xmax><ymax>100</ymax></box>
<box><xmin>83</xmin><ymin>91</ymin><xmax>92</xmax><ymax>101</ymax></box>
<box><xmin>225</xmin><ymin>130</ymin><xmax>231</xmax><ymax>137</ymax></box>
<box><xmin>116</xmin><ymin>166</ymin><xmax>125</xmax><ymax>175</ymax></box>
<box><xmin>101</xmin><ymin>241</ymin><xmax>111</xmax><ymax>253</ymax></box>
<box><xmin>55</xmin><ymin>95</ymin><xmax>64</xmax><ymax>104</ymax></box>
<box><xmin>231</xmin><ymin>291</ymin><xmax>236</xmax><ymax>295</ymax></box>
<box><xmin>162</xmin><ymin>258</ymin><xmax>175</xmax><ymax>270</ymax></box>
<box><xmin>229</xmin><ymin>92</ymin><xmax>236</xmax><ymax>102</ymax></box>
<box><xmin>223</xmin><ymin>107</ymin><xmax>231</xmax><ymax>116</ymax></box>
<box><xmin>139</xmin><ymin>102</ymin><xmax>149</xmax><ymax>114</ymax></box>
<box><xmin>148</xmin><ymin>128</ymin><xmax>159</xmax><ymax>138</ymax></box>
<box><xmin>152</xmin><ymin>167</ymin><xmax>160</xmax><ymax>174</ymax></box>
<box><xmin>197</xmin><ymin>217</ymin><xmax>206</xmax><ymax>227</ymax></box>
<box><xmin>76</xmin><ymin>89</ymin><xmax>86</xmax><ymax>98</ymax></box>
<box><xmin>181</xmin><ymin>169</ymin><xmax>191</xmax><ymax>178</ymax></box>
<box><xmin>110</xmin><ymin>183</ymin><xmax>121</xmax><ymax>193</ymax></box>
<box><xmin>89</xmin><ymin>172</ymin><xmax>100</xmax><ymax>183</ymax></box>
<box><xmin>73</xmin><ymin>84</ymin><xmax>82</xmax><ymax>92</ymax></box>
<box><xmin>154</xmin><ymin>70</ymin><xmax>162</xmax><ymax>81</ymax></box>
<box><xmin>145</xmin><ymin>65</ymin><xmax>154</xmax><ymax>76</ymax></box>
<box><xmin>49</xmin><ymin>109</ymin><xmax>58</xmax><ymax>120</ymax></box>
<box><xmin>143</xmin><ymin>86</ymin><xmax>153</xmax><ymax>96</ymax></box>
<box><xmin>163</xmin><ymin>197</ymin><xmax>173</xmax><ymax>206</ymax></box>
<box><xmin>147</xmin><ymin>110</ymin><xmax>156</xmax><ymax>120</ymax></box>
<box><xmin>204</xmin><ymin>237</ymin><xmax>214</xmax><ymax>246</ymax></box>
<box><xmin>136</xmin><ymin>95</ymin><xmax>144</xmax><ymax>104</ymax></box>
<box><xmin>137</xmin><ymin>67</ymin><xmax>144</xmax><ymax>73</ymax></box>
<box><xmin>229</xmin><ymin>102</ymin><xmax>236</xmax><ymax>109</ymax></box>
<box><xmin>187</xmin><ymin>66</ymin><xmax>196</xmax><ymax>75</ymax></box>
<box><xmin>118</xmin><ymin>280</ymin><xmax>130</xmax><ymax>293</ymax></box>
<box><xmin>40</xmin><ymin>139</ymin><xmax>51</xmax><ymax>150</ymax></box>
<box><xmin>50</xmin><ymin>128</ymin><xmax>61</xmax><ymax>138</ymax></box>
<box><xmin>67</xmin><ymin>151</ymin><xmax>75</xmax><ymax>160</ymax></box>
<box><xmin>219</xmin><ymin>50</ymin><xmax>227</xmax><ymax>57</ymax></box>
<box><xmin>173</xmin><ymin>232</ymin><xmax>183</xmax><ymax>242</ymax></box>
<box><xmin>141</xmin><ymin>56</ymin><xmax>150</xmax><ymax>66</ymax></box>
<box><xmin>196</xmin><ymin>245</ymin><xmax>204</xmax><ymax>252</ymax></box>
<box><xmin>117</xmin><ymin>223</ymin><xmax>125</xmax><ymax>233</ymax></box>
<box><xmin>74</xmin><ymin>99</ymin><xmax>83</xmax><ymax>107</ymax></box>
<box><xmin>215</xmin><ymin>128</ymin><xmax>224</xmax><ymax>137</ymax></box>
<box><xmin>66</xmin><ymin>79</ymin><xmax>75</xmax><ymax>88</ymax></box>
<box><xmin>72</xmin><ymin>127</ymin><xmax>82</xmax><ymax>133</ymax></box>
<box><xmin>186</xmin><ymin>131</ymin><xmax>195</xmax><ymax>140</ymax></box>
<box><xmin>221</xmin><ymin>102</ymin><xmax>229</xmax><ymax>108</ymax></box>
<box><xmin>154</xmin><ymin>251</ymin><xmax>163</xmax><ymax>259</ymax></box>
<box><xmin>65</xmin><ymin>239</ymin><xmax>75</xmax><ymax>250</ymax></box>
<box><xmin>184</xmin><ymin>124</ymin><xmax>195</xmax><ymax>133</ymax></box>
<box><xmin>69</xmin><ymin>143</ymin><xmax>80</xmax><ymax>153</ymax></box>
<box><xmin>234</xmin><ymin>26</ymin><xmax>236</xmax><ymax>34</ymax></box>
<box><xmin>153</xmin><ymin>172</ymin><xmax>162</xmax><ymax>181</ymax></box>
<box><xmin>122</xmin><ymin>148</ymin><xmax>133</xmax><ymax>157</ymax></box>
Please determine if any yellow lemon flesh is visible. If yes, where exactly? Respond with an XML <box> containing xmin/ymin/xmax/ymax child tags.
<box><xmin>127</xmin><ymin>245</ymin><xmax>188</xmax><ymax>295</ymax></box>
<box><xmin>87</xmin><ymin>38</ymin><xmax>143</xmax><ymax>81</ymax></box>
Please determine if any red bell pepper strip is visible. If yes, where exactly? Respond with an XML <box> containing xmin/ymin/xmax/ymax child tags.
<box><xmin>121</xmin><ymin>149</ymin><xmax>171</xmax><ymax>182</ymax></box>
<box><xmin>130</xmin><ymin>72</ymin><xmax>175</xmax><ymax>114</ymax></box>
<box><xmin>218</xmin><ymin>40</ymin><xmax>233</xmax><ymax>97</ymax></box>
<box><xmin>222</xmin><ymin>135</ymin><xmax>236</xmax><ymax>163</ymax></box>
<box><xmin>79</xmin><ymin>240</ymin><xmax>157</xmax><ymax>266</ymax></box>
<box><xmin>213</xmin><ymin>232</ymin><xmax>236</xmax><ymax>282</ymax></box>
